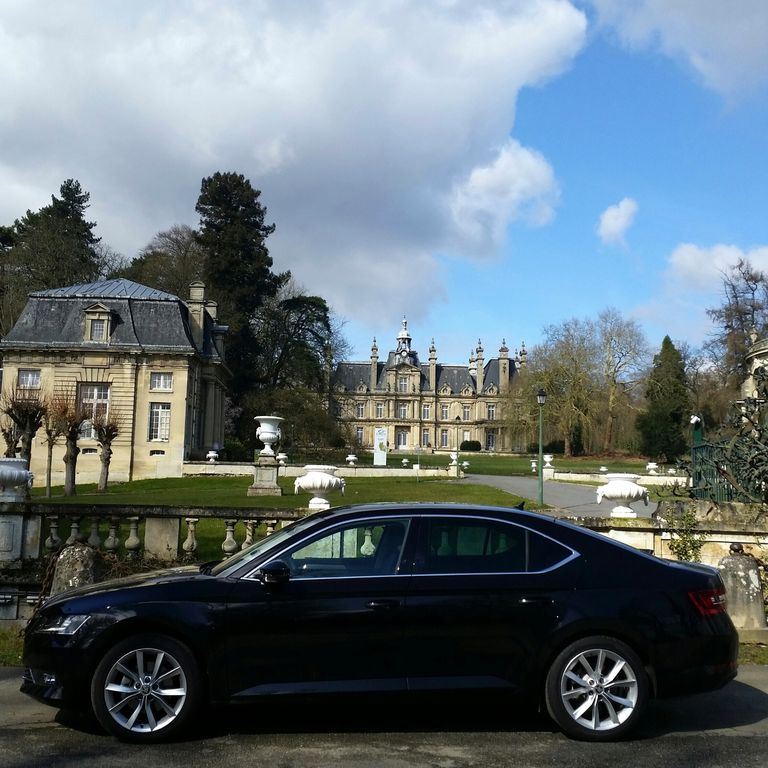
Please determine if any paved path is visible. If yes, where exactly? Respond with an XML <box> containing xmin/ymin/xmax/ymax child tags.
<box><xmin>461</xmin><ymin>473</ymin><xmax>654</xmax><ymax>518</ymax></box>
<box><xmin>3</xmin><ymin>665</ymin><xmax>768</xmax><ymax>767</ymax></box>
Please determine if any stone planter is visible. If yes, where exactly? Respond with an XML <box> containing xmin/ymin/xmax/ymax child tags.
<box><xmin>254</xmin><ymin>416</ymin><xmax>284</xmax><ymax>457</ymax></box>
<box><xmin>0</xmin><ymin>458</ymin><xmax>33</xmax><ymax>502</ymax></box>
<box><xmin>294</xmin><ymin>465</ymin><xmax>346</xmax><ymax>512</ymax></box>
<box><xmin>596</xmin><ymin>473</ymin><xmax>649</xmax><ymax>518</ymax></box>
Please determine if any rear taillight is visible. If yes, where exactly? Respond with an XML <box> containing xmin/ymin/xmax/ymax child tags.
<box><xmin>688</xmin><ymin>587</ymin><xmax>727</xmax><ymax>616</ymax></box>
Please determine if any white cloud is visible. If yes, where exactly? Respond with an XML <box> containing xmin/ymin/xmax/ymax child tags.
<box><xmin>0</xmin><ymin>1</ymin><xmax>587</xmax><ymax>349</ymax></box>
<box><xmin>597</xmin><ymin>197</ymin><xmax>638</xmax><ymax>246</ymax></box>
<box><xmin>449</xmin><ymin>139</ymin><xmax>559</xmax><ymax>254</ymax></box>
<box><xmin>668</xmin><ymin>243</ymin><xmax>768</xmax><ymax>291</ymax></box>
<box><xmin>589</xmin><ymin>0</ymin><xmax>768</xmax><ymax>97</ymax></box>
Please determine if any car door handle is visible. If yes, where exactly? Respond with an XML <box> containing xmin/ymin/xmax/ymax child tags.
<box><xmin>366</xmin><ymin>599</ymin><xmax>400</xmax><ymax>610</ymax></box>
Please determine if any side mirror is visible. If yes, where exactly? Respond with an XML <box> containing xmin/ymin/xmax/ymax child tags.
<box><xmin>258</xmin><ymin>559</ymin><xmax>291</xmax><ymax>586</ymax></box>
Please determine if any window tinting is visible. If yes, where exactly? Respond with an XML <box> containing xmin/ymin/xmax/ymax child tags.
<box><xmin>424</xmin><ymin>517</ymin><xmax>571</xmax><ymax>574</ymax></box>
<box><xmin>284</xmin><ymin>519</ymin><xmax>409</xmax><ymax>579</ymax></box>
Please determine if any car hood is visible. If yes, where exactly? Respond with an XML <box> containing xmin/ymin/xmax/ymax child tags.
<box><xmin>41</xmin><ymin>564</ymin><xmax>205</xmax><ymax>608</ymax></box>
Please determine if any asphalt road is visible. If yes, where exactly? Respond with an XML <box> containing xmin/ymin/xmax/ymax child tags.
<box><xmin>461</xmin><ymin>473</ymin><xmax>632</xmax><ymax>517</ymax></box>
<box><xmin>3</xmin><ymin>665</ymin><xmax>768</xmax><ymax>768</ymax></box>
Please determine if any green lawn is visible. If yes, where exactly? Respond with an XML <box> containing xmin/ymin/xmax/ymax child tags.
<box><xmin>31</xmin><ymin>474</ymin><xmax>526</xmax><ymax>509</ymax></box>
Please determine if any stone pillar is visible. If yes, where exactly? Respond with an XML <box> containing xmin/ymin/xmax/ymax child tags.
<box><xmin>718</xmin><ymin>544</ymin><xmax>767</xmax><ymax>630</ymax></box>
<box><xmin>144</xmin><ymin>518</ymin><xmax>181</xmax><ymax>561</ymax></box>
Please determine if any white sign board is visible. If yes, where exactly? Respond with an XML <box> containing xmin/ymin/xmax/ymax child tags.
<box><xmin>373</xmin><ymin>427</ymin><xmax>388</xmax><ymax>466</ymax></box>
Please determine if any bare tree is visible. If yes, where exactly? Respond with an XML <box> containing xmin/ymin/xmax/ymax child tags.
<box><xmin>597</xmin><ymin>308</ymin><xmax>649</xmax><ymax>453</ymax></box>
<box><xmin>0</xmin><ymin>418</ymin><xmax>20</xmax><ymax>458</ymax></box>
<box><xmin>92</xmin><ymin>408</ymin><xmax>122</xmax><ymax>492</ymax></box>
<box><xmin>0</xmin><ymin>386</ymin><xmax>47</xmax><ymax>465</ymax></box>
<box><xmin>41</xmin><ymin>394</ymin><xmax>69</xmax><ymax>497</ymax></box>
<box><xmin>530</xmin><ymin>318</ymin><xmax>600</xmax><ymax>456</ymax></box>
<box><xmin>50</xmin><ymin>387</ymin><xmax>89</xmax><ymax>497</ymax></box>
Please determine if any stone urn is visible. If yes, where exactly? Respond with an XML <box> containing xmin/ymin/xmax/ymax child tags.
<box><xmin>543</xmin><ymin>454</ymin><xmax>554</xmax><ymax>468</ymax></box>
<box><xmin>294</xmin><ymin>465</ymin><xmax>346</xmax><ymax>512</ymax></box>
<box><xmin>0</xmin><ymin>457</ymin><xmax>34</xmax><ymax>502</ymax></box>
<box><xmin>596</xmin><ymin>473</ymin><xmax>649</xmax><ymax>518</ymax></box>
<box><xmin>254</xmin><ymin>416</ymin><xmax>284</xmax><ymax>457</ymax></box>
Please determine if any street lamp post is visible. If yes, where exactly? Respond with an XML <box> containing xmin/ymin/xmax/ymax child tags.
<box><xmin>537</xmin><ymin>389</ymin><xmax>546</xmax><ymax>505</ymax></box>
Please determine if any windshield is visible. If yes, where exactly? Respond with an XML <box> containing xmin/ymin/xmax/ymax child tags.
<box><xmin>209</xmin><ymin>514</ymin><xmax>325</xmax><ymax>576</ymax></box>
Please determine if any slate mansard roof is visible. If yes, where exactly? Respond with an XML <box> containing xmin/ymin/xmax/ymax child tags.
<box><xmin>334</xmin><ymin>360</ymin><xmax>504</xmax><ymax>395</ymax></box>
<box><xmin>1</xmin><ymin>279</ymin><xmax>225</xmax><ymax>361</ymax></box>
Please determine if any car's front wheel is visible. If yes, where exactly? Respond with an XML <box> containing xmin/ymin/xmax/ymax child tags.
<box><xmin>90</xmin><ymin>633</ymin><xmax>202</xmax><ymax>742</ymax></box>
<box><xmin>545</xmin><ymin>635</ymin><xmax>648</xmax><ymax>741</ymax></box>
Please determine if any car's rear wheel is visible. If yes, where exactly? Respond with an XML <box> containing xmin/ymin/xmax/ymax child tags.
<box><xmin>90</xmin><ymin>633</ymin><xmax>201</xmax><ymax>742</ymax></box>
<box><xmin>545</xmin><ymin>635</ymin><xmax>648</xmax><ymax>741</ymax></box>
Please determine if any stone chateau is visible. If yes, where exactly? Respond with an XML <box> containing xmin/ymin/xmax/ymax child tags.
<box><xmin>0</xmin><ymin>279</ymin><xmax>229</xmax><ymax>484</ymax></box>
<box><xmin>332</xmin><ymin>318</ymin><xmax>527</xmax><ymax>454</ymax></box>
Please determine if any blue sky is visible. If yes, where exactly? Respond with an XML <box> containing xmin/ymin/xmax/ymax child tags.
<box><xmin>1</xmin><ymin>1</ymin><xmax>767</xmax><ymax>365</ymax></box>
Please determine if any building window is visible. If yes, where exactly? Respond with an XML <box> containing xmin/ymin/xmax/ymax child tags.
<box><xmin>150</xmin><ymin>372</ymin><xmax>173</xmax><ymax>391</ymax></box>
<box><xmin>421</xmin><ymin>428</ymin><xmax>430</xmax><ymax>447</ymax></box>
<box><xmin>398</xmin><ymin>376</ymin><xmax>408</xmax><ymax>393</ymax></box>
<box><xmin>440</xmin><ymin>429</ymin><xmax>449</xmax><ymax>448</ymax></box>
<box><xmin>356</xmin><ymin>427</ymin><xmax>364</xmax><ymax>444</ymax></box>
<box><xmin>79</xmin><ymin>384</ymin><xmax>110</xmax><ymax>438</ymax></box>
<box><xmin>148</xmin><ymin>402</ymin><xmax>171</xmax><ymax>441</ymax></box>
<box><xmin>486</xmin><ymin>430</ymin><xmax>497</xmax><ymax>450</ymax></box>
<box><xmin>462</xmin><ymin>405</ymin><xmax>471</xmax><ymax>420</ymax></box>
<box><xmin>441</xmin><ymin>404</ymin><xmax>449</xmax><ymax>420</ymax></box>
<box><xmin>422</xmin><ymin>403</ymin><xmax>430</xmax><ymax>420</ymax></box>
<box><xmin>396</xmin><ymin>428</ymin><xmax>408</xmax><ymax>448</ymax></box>
<box><xmin>397</xmin><ymin>403</ymin><xmax>408</xmax><ymax>419</ymax></box>
<box><xmin>17</xmin><ymin>369</ymin><xmax>41</xmax><ymax>389</ymax></box>
<box><xmin>89</xmin><ymin>318</ymin><xmax>106</xmax><ymax>341</ymax></box>
<box><xmin>376</xmin><ymin>402</ymin><xmax>384</xmax><ymax>418</ymax></box>
<box><xmin>355</xmin><ymin>402</ymin><xmax>365</xmax><ymax>418</ymax></box>
<box><xmin>487</xmin><ymin>404</ymin><xmax>496</xmax><ymax>420</ymax></box>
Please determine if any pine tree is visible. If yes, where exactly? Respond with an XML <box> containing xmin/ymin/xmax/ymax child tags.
<box><xmin>636</xmin><ymin>336</ymin><xmax>690</xmax><ymax>462</ymax></box>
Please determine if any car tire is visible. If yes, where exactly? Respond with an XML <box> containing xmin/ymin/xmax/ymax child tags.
<box><xmin>544</xmin><ymin>635</ymin><xmax>648</xmax><ymax>741</ymax></box>
<box><xmin>90</xmin><ymin>633</ymin><xmax>202</xmax><ymax>743</ymax></box>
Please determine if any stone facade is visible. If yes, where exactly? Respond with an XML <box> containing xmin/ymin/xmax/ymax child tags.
<box><xmin>0</xmin><ymin>279</ymin><xmax>229</xmax><ymax>483</ymax></box>
<box><xmin>332</xmin><ymin>318</ymin><xmax>526</xmax><ymax>453</ymax></box>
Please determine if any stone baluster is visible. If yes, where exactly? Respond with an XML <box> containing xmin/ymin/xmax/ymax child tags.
<box><xmin>266</xmin><ymin>520</ymin><xmax>277</xmax><ymax>536</ymax></box>
<box><xmin>87</xmin><ymin>517</ymin><xmax>102</xmax><ymax>549</ymax></box>
<box><xmin>125</xmin><ymin>517</ymin><xmax>141</xmax><ymax>559</ymax></box>
<box><xmin>65</xmin><ymin>516</ymin><xmax>81</xmax><ymax>545</ymax></box>
<box><xmin>242</xmin><ymin>521</ymin><xmax>256</xmax><ymax>550</ymax></box>
<box><xmin>183</xmin><ymin>518</ymin><xmax>199</xmax><ymax>559</ymax></box>
<box><xmin>222</xmin><ymin>519</ymin><xmax>238</xmax><ymax>557</ymax></box>
<box><xmin>104</xmin><ymin>517</ymin><xmax>121</xmax><ymax>555</ymax></box>
<box><xmin>44</xmin><ymin>515</ymin><xmax>62</xmax><ymax>553</ymax></box>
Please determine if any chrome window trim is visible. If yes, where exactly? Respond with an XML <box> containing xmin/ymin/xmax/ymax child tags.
<box><xmin>241</xmin><ymin>514</ymin><xmax>413</xmax><ymax>582</ymax></box>
<box><xmin>240</xmin><ymin>512</ymin><xmax>579</xmax><ymax>582</ymax></box>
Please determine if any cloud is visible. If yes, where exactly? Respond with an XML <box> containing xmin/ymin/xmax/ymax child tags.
<box><xmin>449</xmin><ymin>139</ymin><xmax>559</xmax><ymax>255</ymax></box>
<box><xmin>668</xmin><ymin>243</ymin><xmax>768</xmax><ymax>291</ymax></box>
<box><xmin>597</xmin><ymin>197</ymin><xmax>638</xmax><ymax>246</ymax></box>
<box><xmin>588</xmin><ymin>0</ymin><xmax>768</xmax><ymax>97</ymax></box>
<box><xmin>0</xmin><ymin>1</ymin><xmax>587</xmax><ymax>348</ymax></box>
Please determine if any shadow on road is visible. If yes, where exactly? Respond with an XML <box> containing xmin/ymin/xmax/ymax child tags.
<box><xmin>53</xmin><ymin>680</ymin><xmax>768</xmax><ymax>743</ymax></box>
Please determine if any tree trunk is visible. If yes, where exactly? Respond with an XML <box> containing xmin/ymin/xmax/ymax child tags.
<box><xmin>63</xmin><ymin>436</ymin><xmax>80</xmax><ymax>497</ymax></box>
<box><xmin>98</xmin><ymin>445</ymin><xmax>112</xmax><ymax>492</ymax></box>
<box><xmin>46</xmin><ymin>441</ymin><xmax>53</xmax><ymax>498</ymax></box>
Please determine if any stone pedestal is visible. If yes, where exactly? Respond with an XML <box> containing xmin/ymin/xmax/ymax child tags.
<box><xmin>144</xmin><ymin>518</ymin><xmax>181</xmax><ymax>561</ymax></box>
<box><xmin>718</xmin><ymin>546</ymin><xmax>768</xmax><ymax>631</ymax></box>
<box><xmin>247</xmin><ymin>458</ymin><xmax>282</xmax><ymax>496</ymax></box>
<box><xmin>0</xmin><ymin>504</ymin><xmax>42</xmax><ymax>566</ymax></box>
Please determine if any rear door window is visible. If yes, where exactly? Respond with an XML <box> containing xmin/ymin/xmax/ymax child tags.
<box><xmin>420</xmin><ymin>517</ymin><xmax>572</xmax><ymax>574</ymax></box>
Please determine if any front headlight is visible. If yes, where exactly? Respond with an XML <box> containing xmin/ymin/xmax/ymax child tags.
<box><xmin>39</xmin><ymin>614</ymin><xmax>91</xmax><ymax>635</ymax></box>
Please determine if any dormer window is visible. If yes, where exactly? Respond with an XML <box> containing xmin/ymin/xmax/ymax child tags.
<box><xmin>84</xmin><ymin>303</ymin><xmax>111</xmax><ymax>343</ymax></box>
<box><xmin>90</xmin><ymin>319</ymin><xmax>106</xmax><ymax>341</ymax></box>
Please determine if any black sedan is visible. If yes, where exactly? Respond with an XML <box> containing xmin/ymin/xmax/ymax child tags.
<box><xmin>21</xmin><ymin>503</ymin><xmax>738</xmax><ymax>743</ymax></box>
